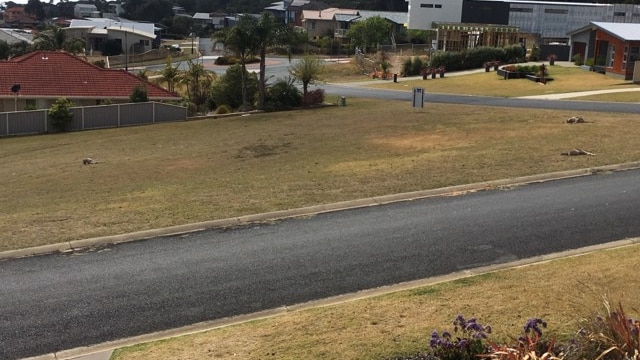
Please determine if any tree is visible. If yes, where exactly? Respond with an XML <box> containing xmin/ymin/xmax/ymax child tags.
<box><xmin>209</xmin><ymin>64</ymin><xmax>258</xmax><ymax>110</ymax></box>
<box><xmin>48</xmin><ymin>98</ymin><xmax>74</xmax><ymax>132</ymax></box>
<box><xmin>33</xmin><ymin>26</ymin><xmax>85</xmax><ymax>53</ymax></box>
<box><xmin>345</xmin><ymin>16</ymin><xmax>391</xmax><ymax>52</ymax></box>
<box><xmin>123</xmin><ymin>0</ymin><xmax>173</xmax><ymax>22</ymax></box>
<box><xmin>10</xmin><ymin>41</ymin><xmax>32</xmax><ymax>58</ymax></box>
<box><xmin>288</xmin><ymin>55</ymin><xmax>324</xmax><ymax>99</ymax></box>
<box><xmin>24</xmin><ymin>0</ymin><xmax>45</xmax><ymax>20</ymax></box>
<box><xmin>212</xmin><ymin>14</ymin><xmax>259</xmax><ymax>111</ymax></box>
<box><xmin>129</xmin><ymin>84</ymin><xmax>148</xmax><ymax>102</ymax></box>
<box><xmin>179</xmin><ymin>58</ymin><xmax>217</xmax><ymax>113</ymax></box>
<box><xmin>253</xmin><ymin>12</ymin><xmax>293</xmax><ymax>110</ymax></box>
<box><xmin>159</xmin><ymin>56</ymin><xmax>180</xmax><ymax>93</ymax></box>
<box><xmin>0</xmin><ymin>40</ymin><xmax>11</xmax><ymax>60</ymax></box>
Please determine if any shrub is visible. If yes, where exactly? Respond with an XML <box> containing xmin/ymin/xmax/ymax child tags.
<box><xmin>182</xmin><ymin>99</ymin><xmax>197</xmax><ymax>116</ymax></box>
<box><xmin>572</xmin><ymin>54</ymin><xmax>583</xmax><ymax>66</ymax></box>
<box><xmin>214</xmin><ymin>104</ymin><xmax>232</xmax><ymax>114</ymax></box>
<box><xmin>92</xmin><ymin>59</ymin><xmax>106</xmax><ymax>68</ymax></box>
<box><xmin>48</xmin><ymin>98</ymin><xmax>74</xmax><ymax>132</ymax></box>
<box><xmin>129</xmin><ymin>84</ymin><xmax>148</xmax><ymax>103</ymax></box>
<box><xmin>214</xmin><ymin>56</ymin><xmax>234</xmax><ymax>65</ymax></box>
<box><xmin>302</xmin><ymin>89</ymin><xmax>325</xmax><ymax>107</ymax></box>
<box><xmin>411</xmin><ymin>57</ymin><xmax>424</xmax><ymax>76</ymax></box>
<box><xmin>264</xmin><ymin>77</ymin><xmax>302</xmax><ymax>112</ymax></box>
<box><xmin>209</xmin><ymin>64</ymin><xmax>258</xmax><ymax>110</ymax></box>
<box><xmin>573</xmin><ymin>299</ymin><xmax>640</xmax><ymax>360</ymax></box>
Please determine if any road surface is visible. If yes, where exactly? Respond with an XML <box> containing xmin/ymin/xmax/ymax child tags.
<box><xmin>2</xmin><ymin>169</ymin><xmax>640</xmax><ymax>359</ymax></box>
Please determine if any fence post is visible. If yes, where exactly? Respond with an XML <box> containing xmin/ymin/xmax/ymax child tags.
<box><xmin>44</xmin><ymin>110</ymin><xmax>47</xmax><ymax>133</ymax></box>
<box><xmin>5</xmin><ymin>112</ymin><xmax>8</xmax><ymax>136</ymax></box>
<box><xmin>152</xmin><ymin>102</ymin><xmax>156</xmax><ymax>123</ymax></box>
<box><xmin>82</xmin><ymin>107</ymin><xmax>85</xmax><ymax>130</ymax></box>
<box><xmin>118</xmin><ymin>104</ymin><xmax>121</xmax><ymax>127</ymax></box>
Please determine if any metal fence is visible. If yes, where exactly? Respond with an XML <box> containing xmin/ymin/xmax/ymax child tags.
<box><xmin>0</xmin><ymin>102</ymin><xmax>187</xmax><ymax>137</ymax></box>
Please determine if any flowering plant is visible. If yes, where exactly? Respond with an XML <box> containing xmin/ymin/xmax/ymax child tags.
<box><xmin>430</xmin><ymin>314</ymin><xmax>492</xmax><ymax>360</ymax></box>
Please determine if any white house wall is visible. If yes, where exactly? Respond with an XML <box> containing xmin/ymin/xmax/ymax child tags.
<box><xmin>407</xmin><ymin>0</ymin><xmax>462</xmax><ymax>29</ymax></box>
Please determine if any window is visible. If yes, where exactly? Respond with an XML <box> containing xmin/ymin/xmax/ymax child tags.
<box><xmin>421</xmin><ymin>4</ymin><xmax>434</xmax><ymax>8</ymax></box>
<box><xmin>614</xmin><ymin>12</ymin><xmax>626</xmax><ymax>16</ymax></box>
<box><xmin>310</xmin><ymin>21</ymin><xmax>315</xmax><ymax>30</ymax></box>
<box><xmin>435</xmin><ymin>4</ymin><xmax>442</xmax><ymax>8</ymax></box>
<box><xmin>510</xmin><ymin>7</ymin><xmax>533</xmax><ymax>13</ymax></box>
<box><xmin>544</xmin><ymin>9</ymin><xmax>568</xmax><ymax>14</ymax></box>
<box><xmin>608</xmin><ymin>44</ymin><xmax>615</xmax><ymax>67</ymax></box>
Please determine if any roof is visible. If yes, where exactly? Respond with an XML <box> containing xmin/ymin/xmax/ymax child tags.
<box><xmin>0</xmin><ymin>28</ymin><xmax>33</xmax><ymax>44</ymax></box>
<box><xmin>302</xmin><ymin>7</ymin><xmax>358</xmax><ymax>21</ymax></box>
<box><xmin>590</xmin><ymin>21</ymin><xmax>640</xmax><ymax>41</ymax></box>
<box><xmin>357</xmin><ymin>10</ymin><xmax>408</xmax><ymax>25</ymax></box>
<box><xmin>68</xmin><ymin>18</ymin><xmax>156</xmax><ymax>37</ymax></box>
<box><xmin>0</xmin><ymin>51</ymin><xmax>179</xmax><ymax>100</ymax></box>
<box><xmin>335</xmin><ymin>14</ymin><xmax>359</xmax><ymax>22</ymax></box>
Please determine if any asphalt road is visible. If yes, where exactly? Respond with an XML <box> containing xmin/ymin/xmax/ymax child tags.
<box><xmin>2</xmin><ymin>169</ymin><xmax>640</xmax><ymax>359</ymax></box>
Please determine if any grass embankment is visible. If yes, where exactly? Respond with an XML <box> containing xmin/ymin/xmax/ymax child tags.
<box><xmin>2</xmin><ymin>99</ymin><xmax>640</xmax><ymax>251</ymax></box>
<box><xmin>111</xmin><ymin>243</ymin><xmax>640</xmax><ymax>360</ymax></box>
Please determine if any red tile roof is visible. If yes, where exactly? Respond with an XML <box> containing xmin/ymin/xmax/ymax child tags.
<box><xmin>0</xmin><ymin>51</ymin><xmax>180</xmax><ymax>100</ymax></box>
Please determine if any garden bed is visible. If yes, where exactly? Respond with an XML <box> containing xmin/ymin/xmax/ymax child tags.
<box><xmin>497</xmin><ymin>64</ymin><xmax>552</xmax><ymax>83</ymax></box>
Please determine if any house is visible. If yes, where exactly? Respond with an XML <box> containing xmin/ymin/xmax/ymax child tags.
<box><xmin>405</xmin><ymin>0</ymin><xmax>640</xmax><ymax>52</ymax></box>
<box><xmin>0</xmin><ymin>28</ymin><xmax>34</xmax><ymax>46</ymax></box>
<box><xmin>348</xmin><ymin>10</ymin><xmax>408</xmax><ymax>42</ymax></box>
<box><xmin>302</xmin><ymin>8</ymin><xmax>358</xmax><ymax>39</ymax></box>
<box><xmin>74</xmin><ymin>3</ymin><xmax>99</xmax><ymax>18</ymax></box>
<box><xmin>266</xmin><ymin>0</ymin><xmax>328</xmax><ymax>26</ymax></box>
<box><xmin>0</xmin><ymin>51</ymin><xmax>179</xmax><ymax>112</ymax></box>
<box><xmin>64</xmin><ymin>18</ymin><xmax>158</xmax><ymax>55</ymax></box>
<box><xmin>192</xmin><ymin>12</ymin><xmax>226</xmax><ymax>30</ymax></box>
<box><xmin>2</xmin><ymin>6</ymin><xmax>40</xmax><ymax>30</ymax></box>
<box><xmin>568</xmin><ymin>22</ymin><xmax>640</xmax><ymax>80</ymax></box>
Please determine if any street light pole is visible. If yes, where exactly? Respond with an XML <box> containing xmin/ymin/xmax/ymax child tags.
<box><xmin>191</xmin><ymin>28</ymin><xmax>194</xmax><ymax>55</ymax></box>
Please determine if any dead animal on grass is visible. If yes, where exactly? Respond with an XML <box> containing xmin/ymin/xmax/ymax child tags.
<box><xmin>561</xmin><ymin>149</ymin><xmax>596</xmax><ymax>156</ymax></box>
<box><xmin>82</xmin><ymin>157</ymin><xmax>101</xmax><ymax>165</ymax></box>
<box><xmin>566</xmin><ymin>116</ymin><xmax>586</xmax><ymax>124</ymax></box>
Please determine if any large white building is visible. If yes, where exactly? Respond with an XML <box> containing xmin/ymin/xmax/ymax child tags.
<box><xmin>407</xmin><ymin>0</ymin><xmax>640</xmax><ymax>44</ymax></box>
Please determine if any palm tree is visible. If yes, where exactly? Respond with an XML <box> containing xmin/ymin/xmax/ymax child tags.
<box><xmin>253</xmin><ymin>12</ymin><xmax>293</xmax><ymax>110</ymax></box>
<box><xmin>33</xmin><ymin>26</ymin><xmax>85</xmax><ymax>54</ymax></box>
<box><xmin>212</xmin><ymin>15</ymin><xmax>259</xmax><ymax>111</ymax></box>
<box><xmin>289</xmin><ymin>55</ymin><xmax>324</xmax><ymax>101</ymax></box>
<box><xmin>159</xmin><ymin>56</ymin><xmax>180</xmax><ymax>93</ymax></box>
<box><xmin>179</xmin><ymin>58</ymin><xmax>217</xmax><ymax>114</ymax></box>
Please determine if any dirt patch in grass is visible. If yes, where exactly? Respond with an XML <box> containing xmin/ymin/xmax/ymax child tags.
<box><xmin>1</xmin><ymin>99</ymin><xmax>640</xmax><ymax>251</ymax></box>
<box><xmin>111</xmin><ymin>243</ymin><xmax>640</xmax><ymax>360</ymax></box>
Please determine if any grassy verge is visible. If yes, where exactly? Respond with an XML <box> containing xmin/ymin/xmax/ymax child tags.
<box><xmin>348</xmin><ymin>65</ymin><xmax>639</xmax><ymax>98</ymax></box>
<box><xmin>111</xmin><ymin>243</ymin><xmax>640</xmax><ymax>360</ymax></box>
<box><xmin>2</xmin><ymin>99</ymin><xmax>640</xmax><ymax>251</ymax></box>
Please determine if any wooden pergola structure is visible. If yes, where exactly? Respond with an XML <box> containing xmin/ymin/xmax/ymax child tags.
<box><xmin>433</xmin><ymin>22</ymin><xmax>520</xmax><ymax>52</ymax></box>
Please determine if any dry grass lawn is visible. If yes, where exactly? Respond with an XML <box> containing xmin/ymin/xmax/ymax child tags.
<box><xmin>111</xmin><ymin>243</ymin><xmax>640</xmax><ymax>360</ymax></box>
<box><xmin>2</xmin><ymin>100</ymin><xmax>640</xmax><ymax>251</ymax></box>
<box><xmin>367</xmin><ymin>65</ymin><xmax>639</xmax><ymax>98</ymax></box>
